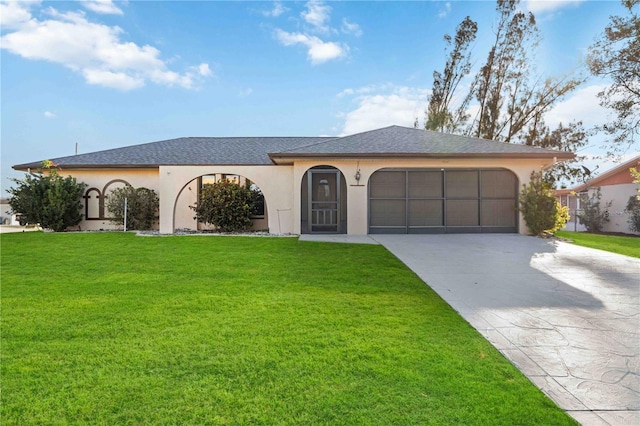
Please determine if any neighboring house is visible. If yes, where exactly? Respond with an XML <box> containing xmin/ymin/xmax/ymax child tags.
<box><xmin>0</xmin><ymin>198</ymin><xmax>20</xmax><ymax>226</ymax></box>
<box><xmin>556</xmin><ymin>155</ymin><xmax>640</xmax><ymax>235</ymax></box>
<box><xmin>555</xmin><ymin>189</ymin><xmax>587</xmax><ymax>232</ymax></box>
<box><xmin>13</xmin><ymin>125</ymin><xmax>574</xmax><ymax>235</ymax></box>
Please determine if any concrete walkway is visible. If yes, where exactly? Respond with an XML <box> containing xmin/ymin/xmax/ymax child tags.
<box><xmin>300</xmin><ymin>234</ymin><xmax>640</xmax><ymax>426</ymax></box>
<box><xmin>0</xmin><ymin>225</ymin><xmax>42</xmax><ymax>233</ymax></box>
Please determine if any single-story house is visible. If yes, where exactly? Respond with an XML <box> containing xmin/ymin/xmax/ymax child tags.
<box><xmin>13</xmin><ymin>125</ymin><xmax>574</xmax><ymax>235</ymax></box>
<box><xmin>556</xmin><ymin>155</ymin><xmax>640</xmax><ymax>235</ymax></box>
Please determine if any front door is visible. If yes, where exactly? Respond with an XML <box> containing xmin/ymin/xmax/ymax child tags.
<box><xmin>309</xmin><ymin>169</ymin><xmax>340</xmax><ymax>233</ymax></box>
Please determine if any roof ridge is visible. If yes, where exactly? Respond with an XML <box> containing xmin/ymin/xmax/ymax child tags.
<box><xmin>276</xmin><ymin>125</ymin><xmax>405</xmax><ymax>154</ymax></box>
<box><xmin>183</xmin><ymin>136</ymin><xmax>335</xmax><ymax>140</ymax></box>
<box><xmin>276</xmin><ymin>136</ymin><xmax>345</xmax><ymax>153</ymax></box>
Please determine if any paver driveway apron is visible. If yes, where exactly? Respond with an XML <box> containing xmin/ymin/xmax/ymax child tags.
<box><xmin>371</xmin><ymin>234</ymin><xmax>640</xmax><ymax>426</ymax></box>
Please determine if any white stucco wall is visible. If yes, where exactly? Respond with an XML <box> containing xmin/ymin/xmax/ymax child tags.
<box><xmin>57</xmin><ymin>169</ymin><xmax>159</xmax><ymax>231</ymax></box>
<box><xmin>159</xmin><ymin>165</ymin><xmax>294</xmax><ymax>234</ymax></box>
<box><xmin>289</xmin><ymin>156</ymin><xmax>551</xmax><ymax>236</ymax></box>
<box><xmin>59</xmin><ymin>156</ymin><xmax>555</xmax><ymax>235</ymax></box>
<box><xmin>599</xmin><ymin>183</ymin><xmax>640</xmax><ymax>235</ymax></box>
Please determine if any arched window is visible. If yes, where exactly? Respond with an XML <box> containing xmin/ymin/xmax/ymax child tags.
<box><xmin>84</xmin><ymin>188</ymin><xmax>101</xmax><ymax>220</ymax></box>
<box><xmin>103</xmin><ymin>180</ymin><xmax>131</xmax><ymax>219</ymax></box>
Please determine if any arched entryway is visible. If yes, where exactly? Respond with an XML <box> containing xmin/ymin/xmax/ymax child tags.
<box><xmin>300</xmin><ymin>166</ymin><xmax>347</xmax><ymax>234</ymax></box>
<box><xmin>173</xmin><ymin>173</ymin><xmax>267</xmax><ymax>232</ymax></box>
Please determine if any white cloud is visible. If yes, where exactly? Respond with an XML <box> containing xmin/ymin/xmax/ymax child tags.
<box><xmin>196</xmin><ymin>63</ymin><xmax>212</xmax><ymax>77</ymax></box>
<box><xmin>438</xmin><ymin>2</ymin><xmax>451</xmax><ymax>19</ymax></box>
<box><xmin>0</xmin><ymin>0</ymin><xmax>40</xmax><ymax>29</ymax></box>
<box><xmin>274</xmin><ymin>29</ymin><xmax>347</xmax><ymax>64</ymax></box>
<box><xmin>0</xmin><ymin>5</ymin><xmax>211</xmax><ymax>91</ymax></box>
<box><xmin>81</xmin><ymin>0</ymin><xmax>124</xmax><ymax>15</ymax></box>
<box><xmin>239</xmin><ymin>87</ymin><xmax>253</xmax><ymax>97</ymax></box>
<box><xmin>523</xmin><ymin>0</ymin><xmax>584</xmax><ymax>14</ymax></box>
<box><xmin>43</xmin><ymin>111</ymin><xmax>56</xmax><ymax>118</ymax></box>
<box><xmin>544</xmin><ymin>84</ymin><xmax>608</xmax><ymax>129</ymax></box>
<box><xmin>341</xmin><ymin>18</ymin><xmax>362</xmax><ymax>37</ymax></box>
<box><xmin>83</xmin><ymin>68</ymin><xmax>144</xmax><ymax>90</ymax></box>
<box><xmin>273</xmin><ymin>1</ymin><xmax>358</xmax><ymax>65</ymax></box>
<box><xmin>339</xmin><ymin>86</ymin><xmax>430</xmax><ymax>135</ymax></box>
<box><xmin>337</xmin><ymin>84</ymin><xmax>390</xmax><ymax>98</ymax></box>
<box><xmin>262</xmin><ymin>1</ymin><xmax>288</xmax><ymax>17</ymax></box>
<box><xmin>301</xmin><ymin>0</ymin><xmax>331</xmax><ymax>33</ymax></box>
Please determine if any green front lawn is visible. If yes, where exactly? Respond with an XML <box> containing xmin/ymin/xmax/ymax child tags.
<box><xmin>1</xmin><ymin>233</ymin><xmax>575</xmax><ymax>425</ymax></box>
<box><xmin>556</xmin><ymin>230</ymin><xmax>640</xmax><ymax>258</ymax></box>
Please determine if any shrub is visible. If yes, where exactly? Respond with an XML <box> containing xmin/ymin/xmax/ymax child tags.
<box><xmin>248</xmin><ymin>182</ymin><xmax>265</xmax><ymax>217</ymax></box>
<box><xmin>7</xmin><ymin>163</ymin><xmax>86</xmax><ymax>232</ymax></box>
<box><xmin>519</xmin><ymin>171</ymin><xmax>569</xmax><ymax>236</ymax></box>
<box><xmin>191</xmin><ymin>180</ymin><xmax>257</xmax><ymax>233</ymax></box>
<box><xmin>626</xmin><ymin>195</ymin><xmax>640</xmax><ymax>233</ymax></box>
<box><xmin>631</xmin><ymin>165</ymin><xmax>640</xmax><ymax>198</ymax></box>
<box><xmin>105</xmin><ymin>186</ymin><xmax>159</xmax><ymax>230</ymax></box>
<box><xmin>576</xmin><ymin>187</ymin><xmax>612</xmax><ymax>233</ymax></box>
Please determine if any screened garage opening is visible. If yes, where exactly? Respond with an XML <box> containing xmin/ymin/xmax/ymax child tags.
<box><xmin>368</xmin><ymin>169</ymin><xmax>518</xmax><ymax>234</ymax></box>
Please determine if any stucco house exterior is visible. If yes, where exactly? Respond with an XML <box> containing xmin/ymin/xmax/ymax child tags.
<box><xmin>13</xmin><ymin>125</ymin><xmax>574</xmax><ymax>235</ymax></box>
<box><xmin>556</xmin><ymin>155</ymin><xmax>640</xmax><ymax>235</ymax></box>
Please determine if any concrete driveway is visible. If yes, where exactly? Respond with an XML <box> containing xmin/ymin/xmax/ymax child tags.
<box><xmin>368</xmin><ymin>234</ymin><xmax>639</xmax><ymax>426</ymax></box>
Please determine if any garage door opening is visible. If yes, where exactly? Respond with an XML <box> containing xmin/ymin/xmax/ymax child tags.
<box><xmin>368</xmin><ymin>169</ymin><xmax>518</xmax><ymax>234</ymax></box>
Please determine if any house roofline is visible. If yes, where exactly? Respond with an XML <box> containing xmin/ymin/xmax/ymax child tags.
<box><xmin>11</xmin><ymin>163</ymin><xmax>284</xmax><ymax>171</ymax></box>
<box><xmin>12</xmin><ymin>164</ymin><xmax>161</xmax><ymax>171</ymax></box>
<box><xmin>568</xmin><ymin>155</ymin><xmax>640</xmax><ymax>193</ymax></box>
<box><xmin>268</xmin><ymin>151</ymin><xmax>574</xmax><ymax>164</ymax></box>
<box><xmin>14</xmin><ymin>152</ymin><xmax>575</xmax><ymax>170</ymax></box>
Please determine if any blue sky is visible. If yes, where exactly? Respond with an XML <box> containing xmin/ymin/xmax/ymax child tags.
<box><xmin>1</xmin><ymin>0</ymin><xmax>638</xmax><ymax>195</ymax></box>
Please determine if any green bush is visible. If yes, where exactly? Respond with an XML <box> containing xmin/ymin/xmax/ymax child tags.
<box><xmin>105</xmin><ymin>186</ymin><xmax>159</xmax><ymax>230</ymax></box>
<box><xmin>626</xmin><ymin>195</ymin><xmax>640</xmax><ymax>233</ymax></box>
<box><xmin>519</xmin><ymin>172</ymin><xmax>569</xmax><ymax>236</ymax></box>
<box><xmin>576</xmin><ymin>187</ymin><xmax>611</xmax><ymax>233</ymax></box>
<box><xmin>8</xmin><ymin>164</ymin><xmax>86</xmax><ymax>232</ymax></box>
<box><xmin>191</xmin><ymin>180</ymin><xmax>256</xmax><ymax>233</ymax></box>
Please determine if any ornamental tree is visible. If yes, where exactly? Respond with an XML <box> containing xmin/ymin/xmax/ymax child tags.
<box><xmin>8</xmin><ymin>162</ymin><xmax>86</xmax><ymax>232</ymax></box>
<box><xmin>191</xmin><ymin>180</ymin><xmax>257</xmax><ymax>233</ymax></box>
<box><xmin>105</xmin><ymin>186</ymin><xmax>159</xmax><ymax>230</ymax></box>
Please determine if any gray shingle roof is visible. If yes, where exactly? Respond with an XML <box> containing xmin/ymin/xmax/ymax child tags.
<box><xmin>13</xmin><ymin>136</ymin><xmax>333</xmax><ymax>170</ymax></box>
<box><xmin>13</xmin><ymin>126</ymin><xmax>573</xmax><ymax>170</ymax></box>
<box><xmin>272</xmin><ymin>126</ymin><xmax>573</xmax><ymax>158</ymax></box>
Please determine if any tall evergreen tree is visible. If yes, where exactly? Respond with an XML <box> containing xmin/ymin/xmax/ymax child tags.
<box><xmin>424</xmin><ymin>16</ymin><xmax>478</xmax><ymax>133</ymax></box>
<box><xmin>587</xmin><ymin>0</ymin><xmax>639</xmax><ymax>154</ymax></box>
<box><xmin>419</xmin><ymin>0</ymin><xmax>588</xmax><ymax>183</ymax></box>
<box><xmin>468</xmin><ymin>0</ymin><xmax>583</xmax><ymax>143</ymax></box>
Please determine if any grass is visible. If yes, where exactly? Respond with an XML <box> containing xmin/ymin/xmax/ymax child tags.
<box><xmin>1</xmin><ymin>232</ymin><xmax>575</xmax><ymax>425</ymax></box>
<box><xmin>556</xmin><ymin>230</ymin><xmax>640</xmax><ymax>258</ymax></box>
